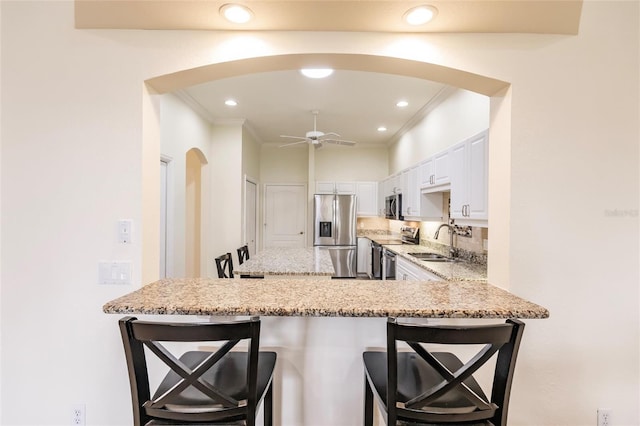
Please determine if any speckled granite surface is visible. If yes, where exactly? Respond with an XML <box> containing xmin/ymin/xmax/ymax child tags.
<box><xmin>234</xmin><ymin>247</ymin><xmax>334</xmax><ymax>276</ymax></box>
<box><xmin>361</xmin><ymin>236</ymin><xmax>488</xmax><ymax>282</ymax></box>
<box><xmin>383</xmin><ymin>245</ymin><xmax>488</xmax><ymax>282</ymax></box>
<box><xmin>103</xmin><ymin>278</ymin><xmax>549</xmax><ymax>319</ymax></box>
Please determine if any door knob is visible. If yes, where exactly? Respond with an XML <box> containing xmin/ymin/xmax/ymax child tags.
<box><xmin>299</xmin><ymin>231</ymin><xmax>304</xmax><ymax>234</ymax></box>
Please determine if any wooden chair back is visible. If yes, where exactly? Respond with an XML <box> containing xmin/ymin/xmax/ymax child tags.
<box><xmin>237</xmin><ymin>245</ymin><xmax>250</xmax><ymax>265</ymax></box>
<box><xmin>364</xmin><ymin>318</ymin><xmax>524</xmax><ymax>426</ymax></box>
<box><xmin>119</xmin><ymin>316</ymin><xmax>275</xmax><ymax>426</ymax></box>
<box><xmin>215</xmin><ymin>252</ymin><xmax>234</xmax><ymax>278</ymax></box>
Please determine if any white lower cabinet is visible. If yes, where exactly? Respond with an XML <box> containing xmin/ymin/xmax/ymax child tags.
<box><xmin>395</xmin><ymin>256</ymin><xmax>441</xmax><ymax>281</ymax></box>
<box><xmin>357</xmin><ymin>237</ymin><xmax>372</xmax><ymax>276</ymax></box>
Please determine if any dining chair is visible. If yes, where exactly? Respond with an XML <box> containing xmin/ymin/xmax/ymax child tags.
<box><xmin>363</xmin><ymin>317</ymin><xmax>525</xmax><ymax>426</ymax></box>
<box><xmin>237</xmin><ymin>245</ymin><xmax>250</xmax><ymax>265</ymax></box>
<box><xmin>119</xmin><ymin>316</ymin><xmax>277</xmax><ymax>426</ymax></box>
<box><xmin>215</xmin><ymin>252</ymin><xmax>234</xmax><ymax>278</ymax></box>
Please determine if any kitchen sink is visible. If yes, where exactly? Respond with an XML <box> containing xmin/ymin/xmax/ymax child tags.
<box><xmin>408</xmin><ymin>252</ymin><xmax>459</xmax><ymax>263</ymax></box>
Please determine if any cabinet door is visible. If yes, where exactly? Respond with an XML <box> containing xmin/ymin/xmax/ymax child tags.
<box><xmin>378</xmin><ymin>178</ymin><xmax>386</xmax><ymax>217</ymax></box>
<box><xmin>468</xmin><ymin>135</ymin><xmax>488</xmax><ymax>220</ymax></box>
<box><xmin>390</xmin><ymin>174</ymin><xmax>401</xmax><ymax>194</ymax></box>
<box><xmin>419</xmin><ymin>158</ymin><xmax>434</xmax><ymax>187</ymax></box>
<box><xmin>449</xmin><ymin>141</ymin><xmax>468</xmax><ymax>219</ymax></box>
<box><xmin>316</xmin><ymin>182</ymin><xmax>335</xmax><ymax>194</ymax></box>
<box><xmin>335</xmin><ymin>181</ymin><xmax>356</xmax><ymax>194</ymax></box>
<box><xmin>404</xmin><ymin>166</ymin><xmax>420</xmax><ymax>218</ymax></box>
<box><xmin>449</xmin><ymin>131</ymin><xmax>488</xmax><ymax>222</ymax></box>
<box><xmin>396</xmin><ymin>257</ymin><xmax>440</xmax><ymax>281</ymax></box>
<box><xmin>356</xmin><ymin>182</ymin><xmax>378</xmax><ymax>216</ymax></box>
<box><xmin>433</xmin><ymin>150</ymin><xmax>450</xmax><ymax>185</ymax></box>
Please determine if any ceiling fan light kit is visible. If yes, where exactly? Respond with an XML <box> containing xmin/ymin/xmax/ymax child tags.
<box><xmin>280</xmin><ymin>110</ymin><xmax>356</xmax><ymax>148</ymax></box>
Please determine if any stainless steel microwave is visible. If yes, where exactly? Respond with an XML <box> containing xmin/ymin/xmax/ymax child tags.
<box><xmin>385</xmin><ymin>194</ymin><xmax>403</xmax><ymax>220</ymax></box>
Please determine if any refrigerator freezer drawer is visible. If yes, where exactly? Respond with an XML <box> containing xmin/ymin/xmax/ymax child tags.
<box><xmin>323</xmin><ymin>246</ymin><xmax>357</xmax><ymax>278</ymax></box>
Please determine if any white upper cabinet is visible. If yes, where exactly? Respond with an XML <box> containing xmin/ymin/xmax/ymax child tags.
<box><xmin>316</xmin><ymin>181</ymin><xmax>356</xmax><ymax>194</ymax></box>
<box><xmin>317</xmin><ymin>181</ymin><xmax>378</xmax><ymax>216</ymax></box>
<box><xmin>402</xmin><ymin>166</ymin><xmax>420</xmax><ymax>218</ymax></box>
<box><xmin>355</xmin><ymin>182</ymin><xmax>378</xmax><ymax>216</ymax></box>
<box><xmin>420</xmin><ymin>150</ymin><xmax>450</xmax><ymax>191</ymax></box>
<box><xmin>379</xmin><ymin>129</ymin><xmax>488</xmax><ymax>224</ymax></box>
<box><xmin>449</xmin><ymin>130</ymin><xmax>488</xmax><ymax>223</ymax></box>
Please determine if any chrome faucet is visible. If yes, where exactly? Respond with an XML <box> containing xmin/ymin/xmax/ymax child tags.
<box><xmin>434</xmin><ymin>223</ymin><xmax>457</xmax><ymax>258</ymax></box>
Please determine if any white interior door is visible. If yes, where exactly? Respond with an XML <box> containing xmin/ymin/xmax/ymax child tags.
<box><xmin>245</xmin><ymin>178</ymin><xmax>258</xmax><ymax>255</ymax></box>
<box><xmin>264</xmin><ymin>184</ymin><xmax>306</xmax><ymax>248</ymax></box>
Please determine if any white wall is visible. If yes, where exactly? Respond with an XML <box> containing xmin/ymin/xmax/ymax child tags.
<box><xmin>314</xmin><ymin>146</ymin><xmax>388</xmax><ymax>181</ymax></box>
<box><xmin>260</xmin><ymin>145</ymin><xmax>309</xmax><ymax>183</ymax></box>
<box><xmin>0</xmin><ymin>1</ymin><xmax>638</xmax><ymax>425</ymax></box>
<box><xmin>160</xmin><ymin>93</ymin><xmax>212</xmax><ymax>277</ymax></box>
<box><xmin>390</xmin><ymin>88</ymin><xmax>490</xmax><ymax>173</ymax></box>
<box><xmin>208</xmin><ymin>124</ymin><xmax>243</xmax><ymax>276</ymax></box>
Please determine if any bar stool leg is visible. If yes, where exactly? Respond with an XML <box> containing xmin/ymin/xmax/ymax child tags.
<box><xmin>364</xmin><ymin>375</ymin><xmax>374</xmax><ymax>426</ymax></box>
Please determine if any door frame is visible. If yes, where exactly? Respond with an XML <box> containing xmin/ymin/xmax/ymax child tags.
<box><xmin>263</xmin><ymin>183</ymin><xmax>308</xmax><ymax>249</ymax></box>
<box><xmin>160</xmin><ymin>155</ymin><xmax>174</xmax><ymax>278</ymax></box>
<box><xmin>243</xmin><ymin>175</ymin><xmax>259</xmax><ymax>254</ymax></box>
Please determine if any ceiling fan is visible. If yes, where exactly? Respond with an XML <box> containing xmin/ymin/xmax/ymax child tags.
<box><xmin>279</xmin><ymin>110</ymin><xmax>356</xmax><ymax>148</ymax></box>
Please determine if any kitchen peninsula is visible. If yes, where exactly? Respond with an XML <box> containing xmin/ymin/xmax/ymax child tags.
<box><xmin>104</xmin><ymin>277</ymin><xmax>547</xmax><ymax>425</ymax></box>
<box><xmin>103</xmin><ymin>277</ymin><xmax>548</xmax><ymax>318</ymax></box>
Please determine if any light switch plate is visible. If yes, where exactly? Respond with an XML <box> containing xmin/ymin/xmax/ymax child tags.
<box><xmin>99</xmin><ymin>262</ymin><xmax>131</xmax><ymax>285</ymax></box>
<box><xmin>118</xmin><ymin>219</ymin><xmax>133</xmax><ymax>244</ymax></box>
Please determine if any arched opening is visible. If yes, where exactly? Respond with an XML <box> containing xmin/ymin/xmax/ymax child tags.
<box><xmin>142</xmin><ymin>53</ymin><xmax>512</xmax><ymax>287</ymax></box>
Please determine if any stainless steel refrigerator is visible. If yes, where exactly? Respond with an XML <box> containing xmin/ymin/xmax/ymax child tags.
<box><xmin>313</xmin><ymin>194</ymin><xmax>357</xmax><ymax>278</ymax></box>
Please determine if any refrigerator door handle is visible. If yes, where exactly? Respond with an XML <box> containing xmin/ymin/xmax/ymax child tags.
<box><xmin>333</xmin><ymin>197</ymin><xmax>338</xmax><ymax>245</ymax></box>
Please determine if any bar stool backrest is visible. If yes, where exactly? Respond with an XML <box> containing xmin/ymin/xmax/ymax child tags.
<box><xmin>215</xmin><ymin>252</ymin><xmax>234</xmax><ymax>278</ymax></box>
<box><xmin>237</xmin><ymin>245</ymin><xmax>250</xmax><ymax>265</ymax></box>
<box><xmin>119</xmin><ymin>316</ymin><xmax>275</xmax><ymax>426</ymax></box>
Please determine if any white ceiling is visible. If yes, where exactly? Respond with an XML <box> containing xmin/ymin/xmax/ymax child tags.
<box><xmin>74</xmin><ymin>0</ymin><xmax>583</xmax><ymax>148</ymax></box>
<box><xmin>75</xmin><ymin>1</ymin><xmax>582</xmax><ymax>34</ymax></box>
<box><xmin>179</xmin><ymin>69</ymin><xmax>448</xmax><ymax>147</ymax></box>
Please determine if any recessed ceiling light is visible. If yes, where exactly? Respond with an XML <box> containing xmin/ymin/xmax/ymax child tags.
<box><xmin>225</xmin><ymin>99</ymin><xmax>238</xmax><ymax>106</ymax></box>
<box><xmin>403</xmin><ymin>5</ymin><xmax>437</xmax><ymax>26</ymax></box>
<box><xmin>377</xmin><ymin>126</ymin><xmax>388</xmax><ymax>132</ymax></box>
<box><xmin>300</xmin><ymin>68</ymin><xmax>334</xmax><ymax>79</ymax></box>
<box><xmin>220</xmin><ymin>4</ymin><xmax>253</xmax><ymax>24</ymax></box>
<box><xmin>396</xmin><ymin>100</ymin><xmax>409</xmax><ymax>108</ymax></box>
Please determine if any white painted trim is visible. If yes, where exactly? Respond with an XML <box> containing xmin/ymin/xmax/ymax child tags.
<box><xmin>160</xmin><ymin>156</ymin><xmax>175</xmax><ymax>278</ymax></box>
<box><xmin>243</xmin><ymin>174</ymin><xmax>259</xmax><ymax>253</ymax></box>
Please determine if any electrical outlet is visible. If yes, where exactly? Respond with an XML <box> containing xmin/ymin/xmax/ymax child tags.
<box><xmin>71</xmin><ymin>404</ymin><xmax>85</xmax><ymax>426</ymax></box>
<box><xmin>597</xmin><ymin>408</ymin><xmax>612</xmax><ymax>426</ymax></box>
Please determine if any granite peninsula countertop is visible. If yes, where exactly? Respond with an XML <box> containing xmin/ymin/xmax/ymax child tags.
<box><xmin>103</xmin><ymin>277</ymin><xmax>549</xmax><ymax>319</ymax></box>
<box><xmin>234</xmin><ymin>247</ymin><xmax>334</xmax><ymax>276</ymax></box>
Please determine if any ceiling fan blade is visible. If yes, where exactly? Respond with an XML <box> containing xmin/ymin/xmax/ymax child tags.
<box><xmin>321</xmin><ymin>132</ymin><xmax>341</xmax><ymax>138</ymax></box>
<box><xmin>322</xmin><ymin>138</ymin><xmax>357</xmax><ymax>146</ymax></box>
<box><xmin>279</xmin><ymin>140</ymin><xmax>310</xmax><ymax>148</ymax></box>
<box><xmin>280</xmin><ymin>134</ymin><xmax>307</xmax><ymax>140</ymax></box>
